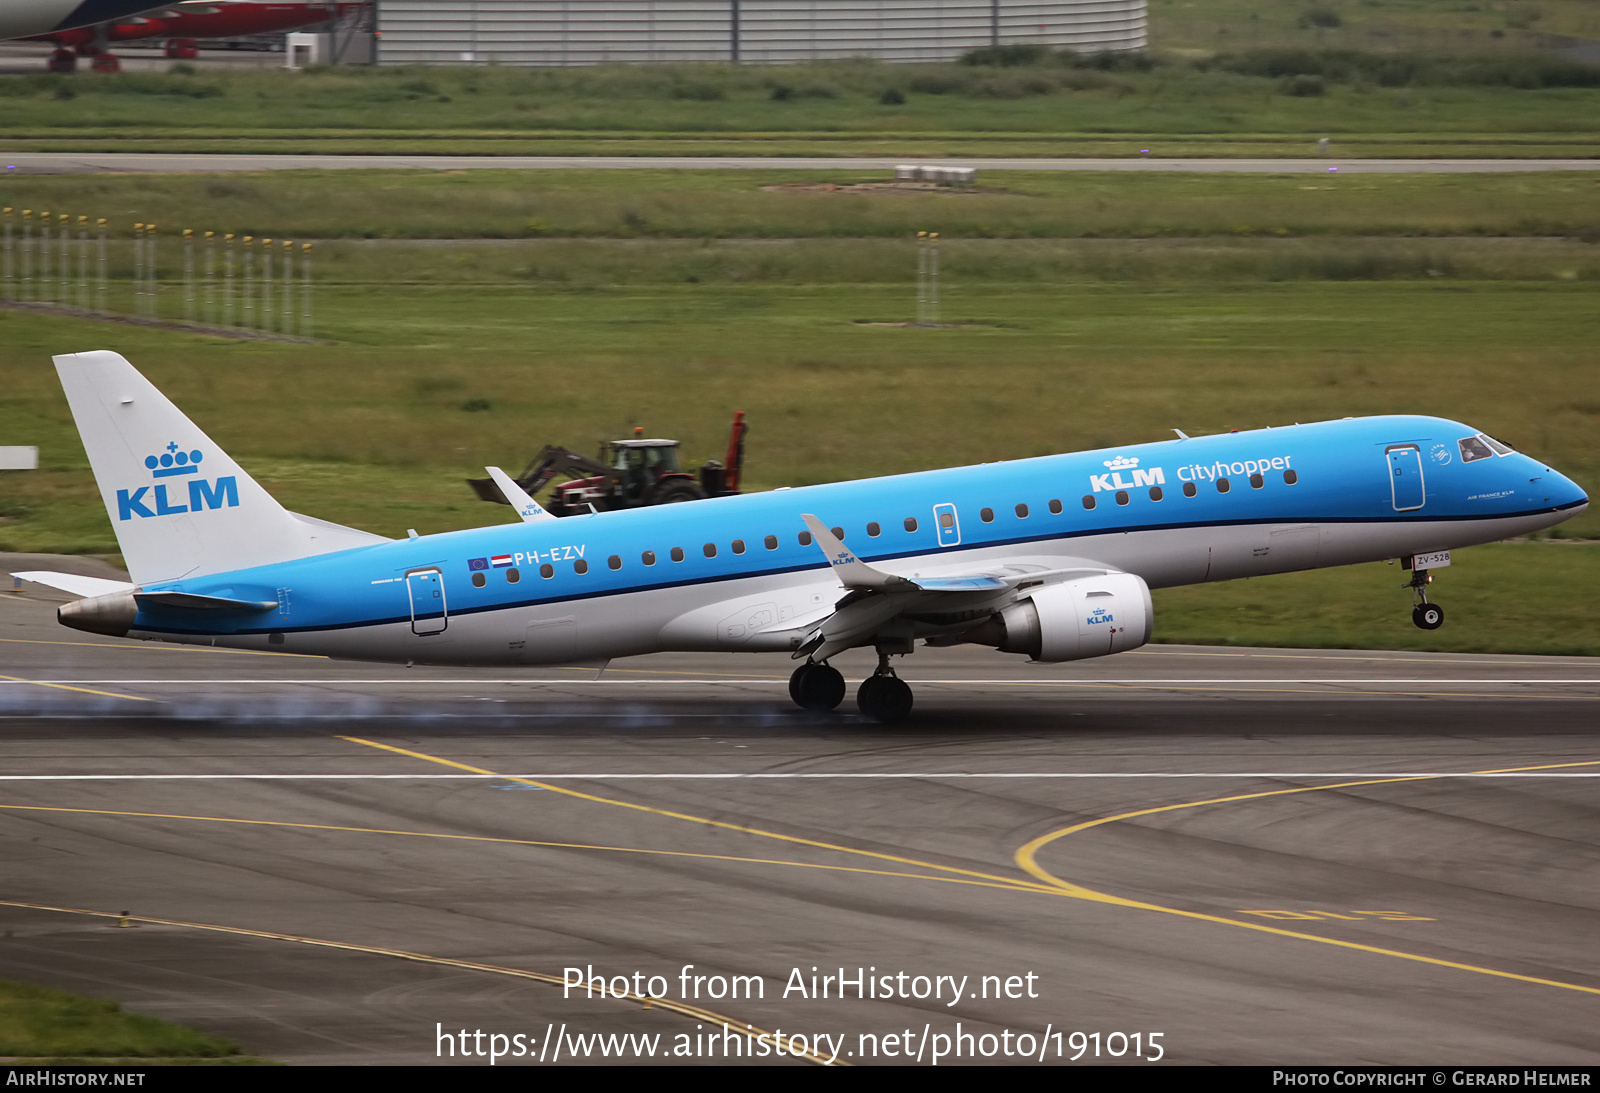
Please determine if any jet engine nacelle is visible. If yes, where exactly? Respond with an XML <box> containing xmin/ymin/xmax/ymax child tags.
<box><xmin>982</xmin><ymin>573</ymin><xmax>1153</xmax><ymax>662</ymax></box>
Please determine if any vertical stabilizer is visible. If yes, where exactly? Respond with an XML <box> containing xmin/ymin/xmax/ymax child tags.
<box><xmin>54</xmin><ymin>351</ymin><xmax>385</xmax><ymax>584</ymax></box>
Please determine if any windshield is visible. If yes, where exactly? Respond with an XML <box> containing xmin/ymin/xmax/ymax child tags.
<box><xmin>1458</xmin><ymin>436</ymin><xmax>1494</xmax><ymax>463</ymax></box>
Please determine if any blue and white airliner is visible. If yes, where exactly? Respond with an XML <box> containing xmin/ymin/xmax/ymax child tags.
<box><xmin>18</xmin><ymin>351</ymin><xmax>1589</xmax><ymax>722</ymax></box>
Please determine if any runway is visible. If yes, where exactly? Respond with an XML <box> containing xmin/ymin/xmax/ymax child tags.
<box><xmin>5</xmin><ymin>152</ymin><xmax>1598</xmax><ymax>175</ymax></box>
<box><xmin>2</xmin><ymin>564</ymin><xmax>1597</xmax><ymax>1065</ymax></box>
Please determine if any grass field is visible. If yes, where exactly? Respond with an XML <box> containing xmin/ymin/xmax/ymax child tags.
<box><xmin>0</xmin><ymin>978</ymin><xmax>266</xmax><ymax>1063</ymax></box>
<box><xmin>8</xmin><ymin>170</ymin><xmax>1600</xmax><ymax>241</ymax></box>
<box><xmin>0</xmin><ymin>32</ymin><xmax>1596</xmax><ymax>157</ymax></box>
<box><xmin>0</xmin><ymin>165</ymin><xmax>1595</xmax><ymax>654</ymax></box>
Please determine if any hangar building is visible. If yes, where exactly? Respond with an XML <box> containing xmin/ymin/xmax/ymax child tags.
<box><xmin>374</xmin><ymin>1</ymin><xmax>1147</xmax><ymax>66</ymax></box>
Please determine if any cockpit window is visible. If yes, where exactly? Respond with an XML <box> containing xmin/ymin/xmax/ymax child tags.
<box><xmin>1458</xmin><ymin>436</ymin><xmax>1494</xmax><ymax>463</ymax></box>
<box><xmin>1481</xmin><ymin>433</ymin><xmax>1515</xmax><ymax>456</ymax></box>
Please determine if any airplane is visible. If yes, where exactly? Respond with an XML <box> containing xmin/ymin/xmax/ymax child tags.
<box><xmin>15</xmin><ymin>351</ymin><xmax>1590</xmax><ymax>723</ymax></box>
<box><xmin>1</xmin><ymin>0</ymin><xmax>181</xmax><ymax>41</ymax></box>
<box><xmin>22</xmin><ymin>0</ymin><xmax>361</xmax><ymax>73</ymax></box>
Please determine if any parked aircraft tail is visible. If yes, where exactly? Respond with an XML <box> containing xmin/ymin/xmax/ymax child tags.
<box><xmin>53</xmin><ymin>351</ymin><xmax>389</xmax><ymax>585</ymax></box>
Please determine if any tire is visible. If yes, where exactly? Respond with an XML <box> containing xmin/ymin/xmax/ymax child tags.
<box><xmin>1413</xmin><ymin>603</ymin><xmax>1444</xmax><ymax>631</ymax></box>
<box><xmin>789</xmin><ymin>663</ymin><xmax>844</xmax><ymax>711</ymax></box>
<box><xmin>650</xmin><ymin>480</ymin><xmax>705</xmax><ymax>506</ymax></box>
<box><xmin>857</xmin><ymin>675</ymin><xmax>913</xmax><ymax>724</ymax></box>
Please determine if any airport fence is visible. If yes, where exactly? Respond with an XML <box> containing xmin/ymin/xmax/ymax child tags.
<box><xmin>2</xmin><ymin>207</ymin><xmax>314</xmax><ymax>339</ymax></box>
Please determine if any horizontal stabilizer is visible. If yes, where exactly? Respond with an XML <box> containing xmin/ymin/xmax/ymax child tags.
<box><xmin>10</xmin><ymin>571</ymin><xmax>135</xmax><ymax>598</ymax></box>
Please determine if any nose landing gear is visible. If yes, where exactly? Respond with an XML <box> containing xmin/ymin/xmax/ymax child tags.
<box><xmin>1407</xmin><ymin>567</ymin><xmax>1444</xmax><ymax>630</ymax></box>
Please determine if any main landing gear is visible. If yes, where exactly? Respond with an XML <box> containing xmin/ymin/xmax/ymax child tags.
<box><xmin>1408</xmin><ymin>567</ymin><xmax>1444</xmax><ymax>630</ymax></box>
<box><xmin>788</xmin><ymin>661</ymin><xmax>844</xmax><ymax>711</ymax></box>
<box><xmin>788</xmin><ymin>653</ymin><xmax>914</xmax><ymax>724</ymax></box>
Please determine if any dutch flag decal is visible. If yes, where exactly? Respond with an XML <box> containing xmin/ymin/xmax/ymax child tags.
<box><xmin>491</xmin><ymin>554</ymin><xmax>513</xmax><ymax>568</ymax></box>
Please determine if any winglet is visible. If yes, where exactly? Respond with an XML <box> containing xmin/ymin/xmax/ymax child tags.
<box><xmin>486</xmin><ymin>466</ymin><xmax>558</xmax><ymax>524</ymax></box>
<box><xmin>800</xmin><ymin>515</ymin><xmax>913</xmax><ymax>591</ymax></box>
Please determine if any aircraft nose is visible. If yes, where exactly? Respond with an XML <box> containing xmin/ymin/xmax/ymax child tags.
<box><xmin>1545</xmin><ymin>467</ymin><xmax>1588</xmax><ymax>513</ymax></box>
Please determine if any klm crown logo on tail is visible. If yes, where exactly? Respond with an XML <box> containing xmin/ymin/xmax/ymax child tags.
<box><xmin>116</xmin><ymin>441</ymin><xmax>239</xmax><ymax>521</ymax></box>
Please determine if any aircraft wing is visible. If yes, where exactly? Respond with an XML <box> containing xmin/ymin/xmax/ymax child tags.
<box><xmin>790</xmin><ymin>514</ymin><xmax>1117</xmax><ymax>661</ymax></box>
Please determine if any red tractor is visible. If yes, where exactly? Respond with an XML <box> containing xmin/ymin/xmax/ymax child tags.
<box><xmin>469</xmin><ymin>412</ymin><xmax>747</xmax><ymax>518</ymax></box>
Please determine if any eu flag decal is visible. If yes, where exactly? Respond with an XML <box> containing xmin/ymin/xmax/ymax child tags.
<box><xmin>468</xmin><ymin>557</ymin><xmax>489</xmax><ymax>571</ymax></box>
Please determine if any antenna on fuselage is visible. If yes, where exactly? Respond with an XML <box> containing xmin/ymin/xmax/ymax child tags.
<box><xmin>1172</xmin><ymin>428</ymin><xmax>1190</xmax><ymax>440</ymax></box>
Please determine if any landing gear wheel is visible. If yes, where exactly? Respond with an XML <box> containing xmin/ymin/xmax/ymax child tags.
<box><xmin>1413</xmin><ymin>603</ymin><xmax>1444</xmax><ymax>630</ymax></box>
<box><xmin>48</xmin><ymin>49</ymin><xmax>77</xmax><ymax>74</ymax></box>
<box><xmin>91</xmin><ymin>53</ymin><xmax>121</xmax><ymax>73</ymax></box>
<box><xmin>789</xmin><ymin>662</ymin><xmax>844</xmax><ymax>711</ymax></box>
<box><xmin>857</xmin><ymin>674</ymin><xmax>913</xmax><ymax>724</ymax></box>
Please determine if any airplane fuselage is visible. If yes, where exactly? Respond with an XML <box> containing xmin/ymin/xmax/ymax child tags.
<box><xmin>116</xmin><ymin>415</ymin><xmax>1588</xmax><ymax>665</ymax></box>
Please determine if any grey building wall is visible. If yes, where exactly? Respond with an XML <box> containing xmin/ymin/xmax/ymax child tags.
<box><xmin>376</xmin><ymin>1</ymin><xmax>1146</xmax><ymax>66</ymax></box>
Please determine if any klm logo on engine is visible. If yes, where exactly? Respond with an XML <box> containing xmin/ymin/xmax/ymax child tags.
<box><xmin>1086</xmin><ymin>605</ymin><xmax>1115</xmax><ymax>626</ymax></box>
<box><xmin>1090</xmin><ymin>455</ymin><xmax>1164</xmax><ymax>493</ymax></box>
<box><xmin>116</xmin><ymin>442</ymin><xmax>239</xmax><ymax>521</ymax></box>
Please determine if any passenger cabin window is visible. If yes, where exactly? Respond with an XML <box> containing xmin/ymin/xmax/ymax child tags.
<box><xmin>703</xmin><ymin>543</ymin><xmax>717</xmax><ymax>558</ymax></box>
<box><xmin>642</xmin><ymin>550</ymin><xmax>657</xmax><ymax>565</ymax></box>
<box><xmin>764</xmin><ymin>535</ymin><xmax>778</xmax><ymax>550</ymax></box>
<box><xmin>1082</xmin><ymin>495</ymin><xmax>1096</xmax><ymax>510</ymax></box>
<box><xmin>471</xmin><ymin>572</ymin><xmax>486</xmax><ymax>588</ymax></box>
<box><xmin>1249</xmin><ymin>473</ymin><xmax>1264</xmax><ymax>489</ymax></box>
<box><xmin>798</xmin><ymin>531</ymin><xmax>813</xmax><ymax>546</ymax></box>
<box><xmin>867</xmin><ymin>522</ymin><xmax>881</xmax><ymax>537</ymax></box>
<box><xmin>1459</xmin><ymin>436</ymin><xmax>1494</xmax><ymax>463</ymax></box>
<box><xmin>1216</xmin><ymin>478</ymin><xmax>1231</xmax><ymax>493</ymax></box>
<box><xmin>507</xmin><ymin>568</ymin><xmax>520</xmax><ymax>583</ymax></box>
<box><xmin>1183</xmin><ymin>482</ymin><xmax>1198</xmax><ymax>497</ymax></box>
<box><xmin>980</xmin><ymin>508</ymin><xmax>994</xmax><ymax>523</ymax></box>
<box><xmin>1283</xmin><ymin>470</ymin><xmax>1298</xmax><ymax>485</ymax></box>
<box><xmin>1015</xmin><ymin>503</ymin><xmax>1029</xmax><ymax>518</ymax></box>
<box><xmin>608</xmin><ymin>555</ymin><xmax>622</xmax><ymax>570</ymax></box>
<box><xmin>732</xmin><ymin>539</ymin><xmax>746</xmax><ymax>554</ymax></box>
<box><xmin>540</xmin><ymin>563</ymin><xmax>554</xmax><ymax>579</ymax></box>
<box><xmin>1048</xmin><ymin>499</ymin><xmax>1062</xmax><ymax>515</ymax></box>
<box><xmin>574</xmin><ymin>559</ymin><xmax>588</xmax><ymax>575</ymax></box>
<box><xmin>670</xmin><ymin>547</ymin><xmax>685</xmax><ymax>562</ymax></box>
<box><xmin>1148</xmin><ymin>486</ymin><xmax>1163</xmax><ymax>501</ymax></box>
<box><xmin>1115</xmin><ymin>490</ymin><xmax>1129</xmax><ymax>506</ymax></box>
<box><xmin>904</xmin><ymin>517</ymin><xmax>918</xmax><ymax>532</ymax></box>
<box><xmin>831</xmin><ymin>527</ymin><xmax>845</xmax><ymax>540</ymax></box>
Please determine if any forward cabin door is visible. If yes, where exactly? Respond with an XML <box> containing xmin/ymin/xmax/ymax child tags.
<box><xmin>1386</xmin><ymin>445</ymin><xmax>1426</xmax><ymax>512</ymax></box>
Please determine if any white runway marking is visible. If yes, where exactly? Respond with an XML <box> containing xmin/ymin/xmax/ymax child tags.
<box><xmin>4</xmin><ymin>678</ymin><xmax>1598</xmax><ymax>685</ymax></box>
<box><xmin>1</xmin><ymin>772</ymin><xmax>1596</xmax><ymax>781</ymax></box>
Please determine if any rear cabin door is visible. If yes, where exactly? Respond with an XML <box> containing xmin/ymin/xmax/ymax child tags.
<box><xmin>932</xmin><ymin>502</ymin><xmax>962</xmax><ymax>547</ymax></box>
<box><xmin>406</xmin><ymin>568</ymin><xmax>448</xmax><ymax>635</ymax></box>
<box><xmin>1386</xmin><ymin>445</ymin><xmax>1426</xmax><ymax>512</ymax></box>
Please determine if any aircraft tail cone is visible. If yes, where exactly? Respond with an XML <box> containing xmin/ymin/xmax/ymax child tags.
<box><xmin>58</xmin><ymin>590</ymin><xmax>138</xmax><ymax>637</ymax></box>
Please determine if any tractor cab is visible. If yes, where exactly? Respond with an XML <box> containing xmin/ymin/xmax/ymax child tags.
<box><xmin>603</xmin><ymin>439</ymin><xmax>684</xmax><ymax>503</ymax></box>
